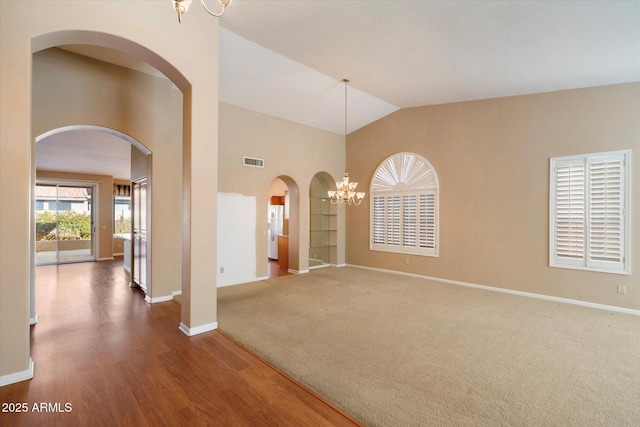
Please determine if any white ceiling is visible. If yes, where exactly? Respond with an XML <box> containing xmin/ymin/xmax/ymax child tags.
<box><xmin>37</xmin><ymin>0</ymin><xmax>640</xmax><ymax>178</ymax></box>
<box><xmin>220</xmin><ymin>0</ymin><xmax>639</xmax><ymax>110</ymax></box>
<box><xmin>36</xmin><ymin>130</ymin><xmax>132</xmax><ymax>180</ymax></box>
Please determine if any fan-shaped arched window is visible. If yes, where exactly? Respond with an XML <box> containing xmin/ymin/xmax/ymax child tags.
<box><xmin>370</xmin><ymin>153</ymin><xmax>439</xmax><ymax>257</ymax></box>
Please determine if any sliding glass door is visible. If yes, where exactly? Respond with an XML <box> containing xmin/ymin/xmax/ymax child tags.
<box><xmin>35</xmin><ymin>183</ymin><xmax>95</xmax><ymax>265</ymax></box>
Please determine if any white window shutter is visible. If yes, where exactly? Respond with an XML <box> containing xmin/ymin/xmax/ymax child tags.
<box><xmin>402</xmin><ymin>195</ymin><xmax>417</xmax><ymax>247</ymax></box>
<box><xmin>419</xmin><ymin>193</ymin><xmax>436</xmax><ymax>250</ymax></box>
<box><xmin>553</xmin><ymin>160</ymin><xmax>586</xmax><ymax>264</ymax></box>
<box><xmin>372</xmin><ymin>196</ymin><xmax>386</xmax><ymax>245</ymax></box>
<box><xmin>369</xmin><ymin>152</ymin><xmax>439</xmax><ymax>257</ymax></box>
<box><xmin>550</xmin><ymin>149</ymin><xmax>629</xmax><ymax>274</ymax></box>
<box><xmin>588</xmin><ymin>155</ymin><xmax>624</xmax><ymax>269</ymax></box>
<box><xmin>387</xmin><ymin>196</ymin><xmax>401</xmax><ymax>246</ymax></box>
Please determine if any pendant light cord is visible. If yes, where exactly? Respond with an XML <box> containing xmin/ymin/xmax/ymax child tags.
<box><xmin>343</xmin><ymin>78</ymin><xmax>350</xmax><ymax>136</ymax></box>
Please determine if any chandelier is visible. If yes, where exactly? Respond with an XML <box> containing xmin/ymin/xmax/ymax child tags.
<box><xmin>328</xmin><ymin>173</ymin><xmax>366</xmax><ymax>205</ymax></box>
<box><xmin>327</xmin><ymin>79</ymin><xmax>366</xmax><ymax>206</ymax></box>
<box><xmin>172</xmin><ymin>0</ymin><xmax>231</xmax><ymax>23</ymax></box>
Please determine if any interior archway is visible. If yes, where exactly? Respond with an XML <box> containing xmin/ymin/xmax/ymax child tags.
<box><xmin>31</xmin><ymin>126</ymin><xmax>152</xmax><ymax>323</ymax></box>
<box><xmin>267</xmin><ymin>176</ymin><xmax>301</xmax><ymax>275</ymax></box>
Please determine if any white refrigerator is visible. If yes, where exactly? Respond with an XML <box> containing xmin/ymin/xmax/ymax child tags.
<box><xmin>268</xmin><ymin>205</ymin><xmax>283</xmax><ymax>260</ymax></box>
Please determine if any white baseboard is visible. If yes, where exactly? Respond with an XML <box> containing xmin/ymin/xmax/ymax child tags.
<box><xmin>179</xmin><ymin>322</ymin><xmax>218</xmax><ymax>336</ymax></box>
<box><xmin>29</xmin><ymin>314</ymin><xmax>39</xmax><ymax>325</ymax></box>
<box><xmin>97</xmin><ymin>257</ymin><xmax>114</xmax><ymax>261</ymax></box>
<box><xmin>145</xmin><ymin>294</ymin><xmax>173</xmax><ymax>304</ymax></box>
<box><xmin>0</xmin><ymin>358</ymin><xmax>34</xmax><ymax>387</ymax></box>
<box><xmin>289</xmin><ymin>269</ymin><xmax>309</xmax><ymax>274</ymax></box>
<box><xmin>123</xmin><ymin>265</ymin><xmax>131</xmax><ymax>274</ymax></box>
<box><xmin>172</xmin><ymin>290</ymin><xmax>182</xmax><ymax>297</ymax></box>
<box><xmin>113</xmin><ymin>252</ymin><xmax>124</xmax><ymax>256</ymax></box>
<box><xmin>256</xmin><ymin>276</ymin><xmax>269</xmax><ymax>281</ymax></box>
<box><xmin>347</xmin><ymin>264</ymin><xmax>640</xmax><ymax>316</ymax></box>
<box><xmin>335</xmin><ymin>263</ymin><xmax>347</xmax><ymax>268</ymax></box>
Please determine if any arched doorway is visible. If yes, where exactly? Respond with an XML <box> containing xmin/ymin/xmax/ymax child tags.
<box><xmin>267</xmin><ymin>176</ymin><xmax>301</xmax><ymax>277</ymax></box>
<box><xmin>31</xmin><ymin>125</ymin><xmax>152</xmax><ymax>322</ymax></box>
<box><xmin>1</xmin><ymin>3</ymin><xmax>221</xmax><ymax>385</ymax></box>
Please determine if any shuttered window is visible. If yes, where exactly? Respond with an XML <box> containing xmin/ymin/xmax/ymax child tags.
<box><xmin>550</xmin><ymin>150</ymin><xmax>630</xmax><ymax>274</ymax></box>
<box><xmin>370</xmin><ymin>153</ymin><xmax>439</xmax><ymax>257</ymax></box>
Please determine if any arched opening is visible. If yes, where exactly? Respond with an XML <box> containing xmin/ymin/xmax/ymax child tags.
<box><xmin>31</xmin><ymin>125</ymin><xmax>152</xmax><ymax>322</ymax></box>
<box><xmin>26</xmin><ymin>29</ymin><xmax>217</xmax><ymax>338</ymax></box>
<box><xmin>309</xmin><ymin>172</ymin><xmax>338</xmax><ymax>269</ymax></box>
<box><xmin>267</xmin><ymin>176</ymin><xmax>301</xmax><ymax>277</ymax></box>
<box><xmin>1</xmin><ymin>6</ymin><xmax>221</xmax><ymax>384</ymax></box>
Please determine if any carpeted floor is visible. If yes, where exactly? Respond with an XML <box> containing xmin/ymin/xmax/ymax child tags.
<box><xmin>217</xmin><ymin>267</ymin><xmax>640</xmax><ymax>427</ymax></box>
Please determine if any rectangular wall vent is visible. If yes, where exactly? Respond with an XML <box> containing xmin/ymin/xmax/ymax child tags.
<box><xmin>243</xmin><ymin>156</ymin><xmax>265</xmax><ymax>168</ymax></box>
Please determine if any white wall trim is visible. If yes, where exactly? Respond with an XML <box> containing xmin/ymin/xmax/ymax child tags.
<box><xmin>29</xmin><ymin>314</ymin><xmax>39</xmax><ymax>325</ymax></box>
<box><xmin>347</xmin><ymin>264</ymin><xmax>640</xmax><ymax>316</ymax></box>
<box><xmin>97</xmin><ymin>257</ymin><xmax>115</xmax><ymax>261</ymax></box>
<box><xmin>172</xmin><ymin>290</ymin><xmax>182</xmax><ymax>297</ymax></box>
<box><xmin>113</xmin><ymin>252</ymin><xmax>124</xmax><ymax>256</ymax></box>
<box><xmin>0</xmin><ymin>358</ymin><xmax>34</xmax><ymax>387</ymax></box>
<box><xmin>179</xmin><ymin>322</ymin><xmax>218</xmax><ymax>336</ymax></box>
<box><xmin>145</xmin><ymin>294</ymin><xmax>173</xmax><ymax>304</ymax></box>
<box><xmin>289</xmin><ymin>269</ymin><xmax>309</xmax><ymax>274</ymax></box>
<box><xmin>335</xmin><ymin>263</ymin><xmax>347</xmax><ymax>268</ymax></box>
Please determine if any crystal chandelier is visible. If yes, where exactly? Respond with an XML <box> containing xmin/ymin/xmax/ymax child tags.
<box><xmin>328</xmin><ymin>173</ymin><xmax>366</xmax><ymax>205</ymax></box>
<box><xmin>327</xmin><ymin>79</ymin><xmax>366</xmax><ymax>206</ymax></box>
<box><xmin>172</xmin><ymin>0</ymin><xmax>231</xmax><ymax>23</ymax></box>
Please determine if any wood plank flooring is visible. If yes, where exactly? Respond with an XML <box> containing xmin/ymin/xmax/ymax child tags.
<box><xmin>0</xmin><ymin>259</ymin><xmax>362</xmax><ymax>427</ymax></box>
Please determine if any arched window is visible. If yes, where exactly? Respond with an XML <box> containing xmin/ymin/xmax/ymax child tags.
<box><xmin>370</xmin><ymin>152</ymin><xmax>439</xmax><ymax>257</ymax></box>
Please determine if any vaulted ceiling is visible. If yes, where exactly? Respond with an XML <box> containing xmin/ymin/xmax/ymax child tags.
<box><xmin>37</xmin><ymin>0</ymin><xmax>640</xmax><ymax>179</ymax></box>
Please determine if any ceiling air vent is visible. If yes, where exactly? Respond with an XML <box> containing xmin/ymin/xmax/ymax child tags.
<box><xmin>243</xmin><ymin>156</ymin><xmax>264</xmax><ymax>168</ymax></box>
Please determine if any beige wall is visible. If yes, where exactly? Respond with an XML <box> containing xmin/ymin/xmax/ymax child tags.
<box><xmin>1</xmin><ymin>0</ymin><xmax>219</xmax><ymax>381</ymax></box>
<box><xmin>346</xmin><ymin>83</ymin><xmax>640</xmax><ymax>310</ymax></box>
<box><xmin>218</xmin><ymin>103</ymin><xmax>346</xmax><ymax>277</ymax></box>
<box><xmin>36</xmin><ymin>170</ymin><xmax>114</xmax><ymax>260</ymax></box>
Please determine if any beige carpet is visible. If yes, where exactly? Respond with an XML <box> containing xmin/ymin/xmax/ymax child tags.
<box><xmin>217</xmin><ymin>267</ymin><xmax>640</xmax><ymax>427</ymax></box>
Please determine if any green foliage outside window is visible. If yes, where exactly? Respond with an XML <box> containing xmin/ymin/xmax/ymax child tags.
<box><xmin>36</xmin><ymin>210</ymin><xmax>91</xmax><ymax>241</ymax></box>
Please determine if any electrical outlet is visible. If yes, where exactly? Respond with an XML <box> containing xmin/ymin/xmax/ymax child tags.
<box><xmin>220</xmin><ymin>267</ymin><xmax>224</xmax><ymax>274</ymax></box>
<box><xmin>617</xmin><ymin>285</ymin><xmax>626</xmax><ymax>295</ymax></box>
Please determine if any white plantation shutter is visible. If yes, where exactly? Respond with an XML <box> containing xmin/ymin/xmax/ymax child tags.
<box><xmin>387</xmin><ymin>196</ymin><xmax>401</xmax><ymax>246</ymax></box>
<box><xmin>370</xmin><ymin>153</ymin><xmax>439</xmax><ymax>256</ymax></box>
<box><xmin>419</xmin><ymin>193</ymin><xmax>436</xmax><ymax>249</ymax></box>
<box><xmin>372</xmin><ymin>196</ymin><xmax>386</xmax><ymax>244</ymax></box>
<box><xmin>550</xmin><ymin>150</ymin><xmax>629</xmax><ymax>274</ymax></box>
<box><xmin>588</xmin><ymin>156</ymin><xmax>624</xmax><ymax>269</ymax></box>
<box><xmin>554</xmin><ymin>160</ymin><xmax>585</xmax><ymax>264</ymax></box>
<box><xmin>402</xmin><ymin>195</ymin><xmax>417</xmax><ymax>247</ymax></box>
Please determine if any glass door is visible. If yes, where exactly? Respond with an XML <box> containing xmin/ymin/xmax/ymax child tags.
<box><xmin>35</xmin><ymin>183</ymin><xmax>95</xmax><ymax>265</ymax></box>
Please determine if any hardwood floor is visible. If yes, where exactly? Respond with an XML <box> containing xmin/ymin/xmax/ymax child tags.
<box><xmin>0</xmin><ymin>259</ymin><xmax>362</xmax><ymax>427</ymax></box>
<box><xmin>268</xmin><ymin>259</ymin><xmax>291</xmax><ymax>278</ymax></box>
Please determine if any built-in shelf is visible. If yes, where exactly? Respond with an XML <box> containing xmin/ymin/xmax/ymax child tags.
<box><xmin>309</xmin><ymin>195</ymin><xmax>337</xmax><ymax>266</ymax></box>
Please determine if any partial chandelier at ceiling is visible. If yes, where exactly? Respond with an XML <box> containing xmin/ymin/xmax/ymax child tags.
<box><xmin>172</xmin><ymin>0</ymin><xmax>231</xmax><ymax>23</ymax></box>
<box><xmin>327</xmin><ymin>79</ymin><xmax>366</xmax><ymax>206</ymax></box>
